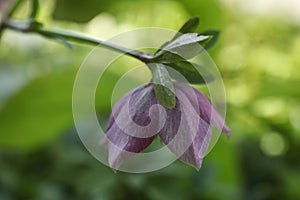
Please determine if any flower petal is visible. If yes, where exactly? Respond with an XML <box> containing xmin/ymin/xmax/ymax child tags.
<box><xmin>158</xmin><ymin>86</ymin><xmax>211</xmax><ymax>169</ymax></box>
<box><xmin>105</xmin><ymin>90</ymin><xmax>134</xmax><ymax>132</ymax></box>
<box><xmin>104</xmin><ymin>128</ymin><xmax>156</xmax><ymax>170</ymax></box>
<box><xmin>175</xmin><ymin>82</ymin><xmax>231</xmax><ymax>135</ymax></box>
<box><xmin>179</xmin><ymin>119</ymin><xmax>211</xmax><ymax>170</ymax></box>
<box><xmin>103</xmin><ymin>84</ymin><xmax>161</xmax><ymax>169</ymax></box>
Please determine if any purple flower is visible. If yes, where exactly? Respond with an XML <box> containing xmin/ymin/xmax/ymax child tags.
<box><xmin>101</xmin><ymin>82</ymin><xmax>231</xmax><ymax>170</ymax></box>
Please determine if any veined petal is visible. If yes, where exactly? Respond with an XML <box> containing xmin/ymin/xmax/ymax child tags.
<box><xmin>159</xmin><ymin>86</ymin><xmax>211</xmax><ymax>169</ymax></box>
<box><xmin>105</xmin><ymin>90</ymin><xmax>133</xmax><ymax>132</ymax></box>
<box><xmin>179</xmin><ymin>119</ymin><xmax>211</xmax><ymax>170</ymax></box>
<box><xmin>175</xmin><ymin>82</ymin><xmax>231</xmax><ymax>135</ymax></box>
<box><xmin>102</xmin><ymin>82</ymin><xmax>230</xmax><ymax>170</ymax></box>
<box><xmin>104</xmin><ymin>128</ymin><xmax>156</xmax><ymax>170</ymax></box>
<box><xmin>103</xmin><ymin>84</ymin><xmax>160</xmax><ymax>169</ymax></box>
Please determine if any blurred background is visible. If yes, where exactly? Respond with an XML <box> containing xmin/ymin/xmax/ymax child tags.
<box><xmin>0</xmin><ymin>0</ymin><xmax>300</xmax><ymax>199</ymax></box>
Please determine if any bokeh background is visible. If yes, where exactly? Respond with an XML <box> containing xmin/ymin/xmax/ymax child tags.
<box><xmin>1</xmin><ymin>0</ymin><xmax>300</xmax><ymax>199</ymax></box>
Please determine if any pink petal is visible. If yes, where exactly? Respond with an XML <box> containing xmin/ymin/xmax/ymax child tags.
<box><xmin>159</xmin><ymin>85</ymin><xmax>211</xmax><ymax>169</ymax></box>
<box><xmin>175</xmin><ymin>82</ymin><xmax>231</xmax><ymax>135</ymax></box>
<box><xmin>103</xmin><ymin>84</ymin><xmax>160</xmax><ymax>169</ymax></box>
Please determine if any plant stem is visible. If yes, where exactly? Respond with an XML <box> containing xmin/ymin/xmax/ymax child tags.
<box><xmin>7</xmin><ymin>0</ymin><xmax>23</xmax><ymax>17</ymax></box>
<box><xmin>2</xmin><ymin>19</ymin><xmax>154</xmax><ymax>62</ymax></box>
<box><xmin>30</xmin><ymin>0</ymin><xmax>39</xmax><ymax>19</ymax></box>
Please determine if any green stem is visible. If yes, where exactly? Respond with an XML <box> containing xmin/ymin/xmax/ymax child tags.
<box><xmin>2</xmin><ymin>19</ymin><xmax>154</xmax><ymax>62</ymax></box>
<box><xmin>7</xmin><ymin>0</ymin><xmax>23</xmax><ymax>17</ymax></box>
<box><xmin>30</xmin><ymin>0</ymin><xmax>39</xmax><ymax>19</ymax></box>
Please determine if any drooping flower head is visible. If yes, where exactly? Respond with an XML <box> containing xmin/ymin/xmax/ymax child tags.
<box><xmin>101</xmin><ymin>16</ymin><xmax>231</xmax><ymax>171</ymax></box>
<box><xmin>102</xmin><ymin>82</ymin><xmax>231</xmax><ymax>170</ymax></box>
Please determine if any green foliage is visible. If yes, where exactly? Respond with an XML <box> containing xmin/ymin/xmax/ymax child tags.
<box><xmin>153</xmin><ymin>33</ymin><xmax>210</xmax><ymax>62</ymax></box>
<box><xmin>166</xmin><ymin>61</ymin><xmax>214</xmax><ymax>84</ymax></box>
<box><xmin>151</xmin><ymin>17</ymin><xmax>219</xmax><ymax>85</ymax></box>
<box><xmin>198</xmin><ymin>30</ymin><xmax>220</xmax><ymax>50</ymax></box>
<box><xmin>149</xmin><ymin>63</ymin><xmax>176</xmax><ymax>109</ymax></box>
<box><xmin>0</xmin><ymin>69</ymin><xmax>119</xmax><ymax>150</ymax></box>
<box><xmin>52</xmin><ymin>0</ymin><xmax>107</xmax><ymax>22</ymax></box>
<box><xmin>1</xmin><ymin>0</ymin><xmax>300</xmax><ymax>199</ymax></box>
<box><xmin>172</xmin><ymin>16</ymin><xmax>200</xmax><ymax>39</ymax></box>
<box><xmin>0</xmin><ymin>70</ymin><xmax>75</xmax><ymax>150</ymax></box>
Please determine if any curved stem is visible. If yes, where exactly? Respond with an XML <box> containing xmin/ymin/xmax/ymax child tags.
<box><xmin>37</xmin><ymin>28</ymin><xmax>153</xmax><ymax>62</ymax></box>
<box><xmin>7</xmin><ymin>0</ymin><xmax>23</xmax><ymax>17</ymax></box>
<box><xmin>2</xmin><ymin>19</ymin><xmax>154</xmax><ymax>62</ymax></box>
<box><xmin>30</xmin><ymin>0</ymin><xmax>39</xmax><ymax>19</ymax></box>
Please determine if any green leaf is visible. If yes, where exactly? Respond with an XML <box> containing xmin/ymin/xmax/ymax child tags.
<box><xmin>149</xmin><ymin>63</ymin><xmax>176</xmax><ymax>108</ymax></box>
<box><xmin>155</xmin><ymin>16</ymin><xmax>200</xmax><ymax>54</ymax></box>
<box><xmin>30</xmin><ymin>0</ymin><xmax>40</xmax><ymax>19</ymax></box>
<box><xmin>153</xmin><ymin>17</ymin><xmax>219</xmax><ymax>63</ymax></box>
<box><xmin>0</xmin><ymin>69</ymin><xmax>119</xmax><ymax>151</ymax></box>
<box><xmin>163</xmin><ymin>33</ymin><xmax>209</xmax><ymax>51</ymax></box>
<box><xmin>173</xmin><ymin>16</ymin><xmax>200</xmax><ymax>40</ymax></box>
<box><xmin>153</xmin><ymin>33</ymin><xmax>210</xmax><ymax>63</ymax></box>
<box><xmin>165</xmin><ymin>61</ymin><xmax>215</xmax><ymax>84</ymax></box>
<box><xmin>199</xmin><ymin>30</ymin><xmax>220</xmax><ymax>50</ymax></box>
<box><xmin>52</xmin><ymin>0</ymin><xmax>107</xmax><ymax>22</ymax></box>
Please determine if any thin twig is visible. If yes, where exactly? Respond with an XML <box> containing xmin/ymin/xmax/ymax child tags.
<box><xmin>7</xmin><ymin>0</ymin><xmax>23</xmax><ymax>17</ymax></box>
<box><xmin>2</xmin><ymin>19</ymin><xmax>154</xmax><ymax>62</ymax></box>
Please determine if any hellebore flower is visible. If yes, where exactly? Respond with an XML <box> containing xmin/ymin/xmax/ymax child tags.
<box><xmin>102</xmin><ymin>82</ymin><xmax>231</xmax><ymax>170</ymax></box>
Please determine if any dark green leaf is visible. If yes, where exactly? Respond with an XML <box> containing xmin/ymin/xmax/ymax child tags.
<box><xmin>199</xmin><ymin>30</ymin><xmax>220</xmax><ymax>50</ymax></box>
<box><xmin>52</xmin><ymin>0</ymin><xmax>107</xmax><ymax>22</ymax></box>
<box><xmin>153</xmin><ymin>51</ymin><xmax>186</xmax><ymax>63</ymax></box>
<box><xmin>155</xmin><ymin>16</ymin><xmax>200</xmax><ymax>54</ymax></box>
<box><xmin>173</xmin><ymin>16</ymin><xmax>200</xmax><ymax>40</ymax></box>
<box><xmin>30</xmin><ymin>0</ymin><xmax>40</xmax><ymax>19</ymax></box>
<box><xmin>148</xmin><ymin>63</ymin><xmax>176</xmax><ymax>108</ymax></box>
<box><xmin>165</xmin><ymin>61</ymin><xmax>215</xmax><ymax>84</ymax></box>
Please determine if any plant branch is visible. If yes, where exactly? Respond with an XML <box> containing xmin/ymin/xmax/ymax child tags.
<box><xmin>30</xmin><ymin>0</ymin><xmax>39</xmax><ymax>19</ymax></box>
<box><xmin>7</xmin><ymin>0</ymin><xmax>23</xmax><ymax>17</ymax></box>
<box><xmin>1</xmin><ymin>18</ymin><xmax>154</xmax><ymax>62</ymax></box>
